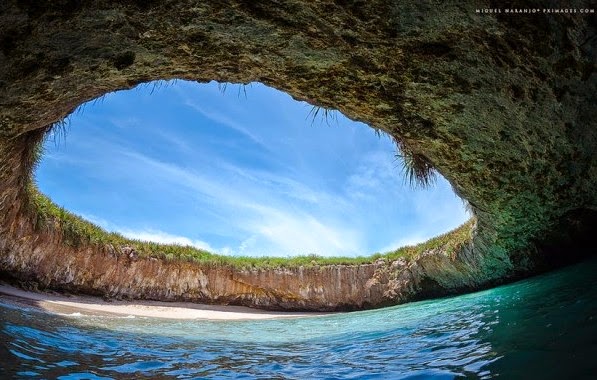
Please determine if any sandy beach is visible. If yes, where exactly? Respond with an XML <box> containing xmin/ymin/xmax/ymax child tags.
<box><xmin>0</xmin><ymin>283</ymin><xmax>328</xmax><ymax>320</ymax></box>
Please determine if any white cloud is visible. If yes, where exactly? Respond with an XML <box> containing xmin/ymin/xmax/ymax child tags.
<box><xmin>119</xmin><ymin>229</ymin><xmax>215</xmax><ymax>252</ymax></box>
<box><xmin>241</xmin><ymin>203</ymin><xmax>364</xmax><ymax>257</ymax></box>
<box><xmin>75</xmin><ymin>152</ymin><xmax>366</xmax><ymax>257</ymax></box>
<box><xmin>76</xmin><ymin>212</ymin><xmax>220</xmax><ymax>252</ymax></box>
<box><xmin>42</xmin><ymin>81</ymin><xmax>471</xmax><ymax>259</ymax></box>
<box><xmin>109</xmin><ymin>116</ymin><xmax>141</xmax><ymax>129</ymax></box>
<box><xmin>84</xmin><ymin>144</ymin><xmax>468</xmax><ymax>258</ymax></box>
<box><xmin>77</xmin><ymin>213</ymin><xmax>112</xmax><ymax>229</ymax></box>
<box><xmin>376</xmin><ymin>235</ymin><xmax>430</xmax><ymax>254</ymax></box>
<box><xmin>183</xmin><ymin>99</ymin><xmax>268</xmax><ymax>149</ymax></box>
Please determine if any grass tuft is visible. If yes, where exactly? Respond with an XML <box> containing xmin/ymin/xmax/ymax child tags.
<box><xmin>216</xmin><ymin>81</ymin><xmax>251</xmax><ymax>98</ymax></box>
<box><xmin>26</xmin><ymin>106</ymin><xmax>464</xmax><ymax>270</ymax></box>
<box><xmin>46</xmin><ymin>117</ymin><xmax>70</xmax><ymax>148</ymax></box>
<box><xmin>307</xmin><ymin>105</ymin><xmax>338</xmax><ymax>127</ymax></box>
<box><xmin>26</xmin><ymin>184</ymin><xmax>473</xmax><ymax>270</ymax></box>
<box><xmin>393</xmin><ymin>138</ymin><xmax>436</xmax><ymax>188</ymax></box>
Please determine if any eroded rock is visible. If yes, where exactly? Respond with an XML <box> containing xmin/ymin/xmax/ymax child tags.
<box><xmin>0</xmin><ymin>1</ymin><xmax>595</xmax><ymax>310</ymax></box>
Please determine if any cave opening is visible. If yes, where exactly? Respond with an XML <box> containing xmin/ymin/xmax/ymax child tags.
<box><xmin>33</xmin><ymin>80</ymin><xmax>470</xmax><ymax>259</ymax></box>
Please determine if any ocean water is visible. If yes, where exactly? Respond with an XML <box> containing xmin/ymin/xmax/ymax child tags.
<box><xmin>1</xmin><ymin>259</ymin><xmax>596</xmax><ymax>379</ymax></box>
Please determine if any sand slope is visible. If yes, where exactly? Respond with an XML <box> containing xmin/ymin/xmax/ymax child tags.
<box><xmin>0</xmin><ymin>284</ymin><xmax>328</xmax><ymax>320</ymax></box>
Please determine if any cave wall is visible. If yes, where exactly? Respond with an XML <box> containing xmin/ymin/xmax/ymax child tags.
<box><xmin>0</xmin><ymin>1</ymin><xmax>595</xmax><ymax>310</ymax></box>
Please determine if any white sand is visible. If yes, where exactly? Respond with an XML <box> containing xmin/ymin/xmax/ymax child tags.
<box><xmin>0</xmin><ymin>284</ymin><xmax>328</xmax><ymax>320</ymax></box>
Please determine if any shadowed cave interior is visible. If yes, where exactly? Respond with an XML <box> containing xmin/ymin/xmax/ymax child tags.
<box><xmin>0</xmin><ymin>1</ymin><xmax>595</xmax><ymax>311</ymax></box>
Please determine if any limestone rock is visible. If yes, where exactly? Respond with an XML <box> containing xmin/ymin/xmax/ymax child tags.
<box><xmin>0</xmin><ymin>1</ymin><xmax>595</xmax><ymax>310</ymax></box>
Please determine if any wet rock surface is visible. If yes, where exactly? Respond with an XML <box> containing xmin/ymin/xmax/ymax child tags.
<box><xmin>0</xmin><ymin>1</ymin><xmax>595</xmax><ymax>310</ymax></box>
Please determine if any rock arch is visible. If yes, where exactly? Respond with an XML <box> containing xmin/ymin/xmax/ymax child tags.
<box><xmin>0</xmin><ymin>1</ymin><xmax>595</xmax><ymax>310</ymax></box>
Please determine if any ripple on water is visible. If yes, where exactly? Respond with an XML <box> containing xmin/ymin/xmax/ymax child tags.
<box><xmin>1</xmin><ymin>257</ymin><xmax>597</xmax><ymax>379</ymax></box>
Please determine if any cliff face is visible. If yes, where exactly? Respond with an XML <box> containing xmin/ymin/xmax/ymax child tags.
<box><xmin>0</xmin><ymin>1</ymin><xmax>595</xmax><ymax>310</ymax></box>
<box><xmin>0</xmin><ymin>192</ymin><xmax>497</xmax><ymax>311</ymax></box>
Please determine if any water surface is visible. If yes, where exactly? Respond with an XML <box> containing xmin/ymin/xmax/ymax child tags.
<box><xmin>1</xmin><ymin>258</ymin><xmax>596</xmax><ymax>379</ymax></box>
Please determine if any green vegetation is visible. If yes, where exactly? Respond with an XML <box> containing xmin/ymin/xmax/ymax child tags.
<box><xmin>306</xmin><ymin>105</ymin><xmax>437</xmax><ymax>188</ymax></box>
<box><xmin>27</xmin><ymin>184</ymin><xmax>473</xmax><ymax>269</ymax></box>
<box><xmin>393</xmin><ymin>139</ymin><xmax>437</xmax><ymax>188</ymax></box>
<box><xmin>25</xmin><ymin>118</ymin><xmax>467</xmax><ymax>269</ymax></box>
<box><xmin>308</xmin><ymin>105</ymin><xmax>338</xmax><ymax>127</ymax></box>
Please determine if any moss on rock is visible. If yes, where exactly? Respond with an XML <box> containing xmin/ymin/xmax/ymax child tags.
<box><xmin>0</xmin><ymin>1</ymin><xmax>595</xmax><ymax>310</ymax></box>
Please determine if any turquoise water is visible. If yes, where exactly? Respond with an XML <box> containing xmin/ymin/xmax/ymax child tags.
<box><xmin>1</xmin><ymin>259</ymin><xmax>596</xmax><ymax>379</ymax></box>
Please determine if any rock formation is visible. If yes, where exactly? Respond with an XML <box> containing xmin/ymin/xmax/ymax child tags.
<box><xmin>0</xmin><ymin>1</ymin><xmax>595</xmax><ymax>310</ymax></box>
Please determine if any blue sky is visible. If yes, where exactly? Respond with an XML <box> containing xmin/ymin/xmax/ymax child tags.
<box><xmin>36</xmin><ymin>81</ymin><xmax>469</xmax><ymax>257</ymax></box>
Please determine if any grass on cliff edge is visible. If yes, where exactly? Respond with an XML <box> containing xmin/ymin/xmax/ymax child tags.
<box><xmin>27</xmin><ymin>185</ymin><xmax>473</xmax><ymax>269</ymax></box>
